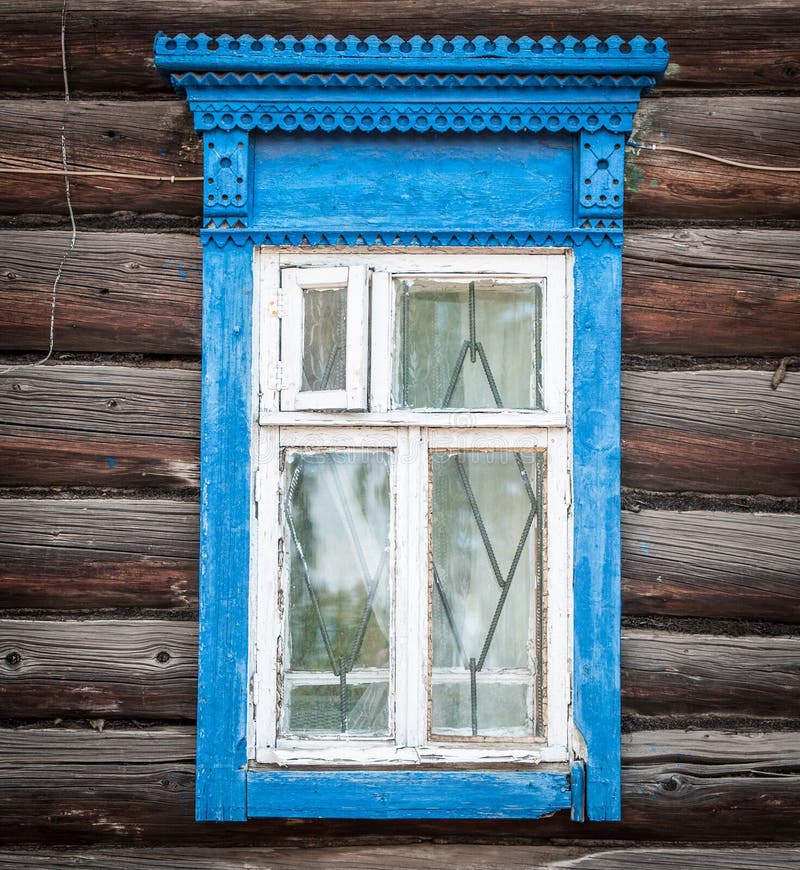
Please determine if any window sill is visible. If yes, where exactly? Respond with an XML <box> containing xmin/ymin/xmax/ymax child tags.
<box><xmin>245</xmin><ymin>766</ymin><xmax>576</xmax><ymax>819</ymax></box>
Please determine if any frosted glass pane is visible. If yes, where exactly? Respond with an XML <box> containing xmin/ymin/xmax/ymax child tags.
<box><xmin>282</xmin><ymin>450</ymin><xmax>391</xmax><ymax>736</ymax></box>
<box><xmin>302</xmin><ymin>287</ymin><xmax>346</xmax><ymax>392</ymax></box>
<box><xmin>393</xmin><ymin>277</ymin><xmax>542</xmax><ymax>409</ymax></box>
<box><xmin>430</xmin><ymin>450</ymin><xmax>543</xmax><ymax>739</ymax></box>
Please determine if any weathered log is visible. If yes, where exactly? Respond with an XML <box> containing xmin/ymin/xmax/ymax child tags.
<box><xmin>622</xmin><ymin>630</ymin><xmax>800</xmax><ymax>719</ymax></box>
<box><xmin>1</xmin><ymin>621</ymin><xmax>798</xmax><ymax>720</ymax></box>
<box><xmin>0</xmin><ymin>725</ymin><xmax>195</xmax><ymax>764</ymax></box>
<box><xmin>3</xmin><ymin>228</ymin><xmax>799</xmax><ymax>357</ymax></box>
<box><xmin>2</xmin><ymin>365</ymin><xmax>797</xmax><ymax>494</ymax></box>
<box><xmin>0</xmin><ymin>426</ymin><xmax>199</xmax><ymax>489</ymax></box>
<box><xmin>621</xmin><ymin>369</ymin><xmax>800</xmax><ymax>496</ymax></box>
<box><xmin>0</xmin><ymin>729</ymin><xmax>797</xmax><ymax>848</ymax></box>
<box><xmin>2</xmin><ymin>499</ymin><xmax>798</xmax><ymax>620</ymax></box>
<box><xmin>0</xmin><ymin>845</ymin><xmax>799</xmax><ymax>868</ymax></box>
<box><xmin>0</xmin><ymin>757</ymin><xmax>799</xmax><ymax>844</ymax></box>
<box><xmin>1</xmin><ymin>98</ymin><xmax>800</xmax><ymax>219</ymax></box>
<box><xmin>0</xmin><ymin>498</ymin><xmax>198</xmax><ymax>609</ymax></box>
<box><xmin>0</xmin><ymin>620</ymin><xmax>198</xmax><ymax>719</ymax></box>
<box><xmin>622</xmin><ymin>511</ymin><xmax>800</xmax><ymax>622</ymax></box>
<box><xmin>0</xmin><ymin>231</ymin><xmax>202</xmax><ymax>355</ymax></box>
<box><xmin>1</xmin><ymin>0</ymin><xmax>799</xmax><ymax>92</ymax></box>
<box><xmin>622</xmin><ymin>229</ymin><xmax>800</xmax><ymax>357</ymax></box>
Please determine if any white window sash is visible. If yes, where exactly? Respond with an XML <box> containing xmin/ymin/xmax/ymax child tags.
<box><xmin>280</xmin><ymin>265</ymin><xmax>369</xmax><ymax>411</ymax></box>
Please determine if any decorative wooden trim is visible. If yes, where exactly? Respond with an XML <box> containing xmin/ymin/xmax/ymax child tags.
<box><xmin>154</xmin><ymin>34</ymin><xmax>668</xmax><ymax>77</ymax></box>
<box><xmin>153</xmin><ymin>32</ymin><xmax>667</xmax><ymax>824</ymax></box>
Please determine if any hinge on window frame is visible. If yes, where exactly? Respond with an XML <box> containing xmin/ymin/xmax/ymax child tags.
<box><xmin>266</xmin><ymin>285</ymin><xmax>286</xmax><ymax>320</ymax></box>
<box><xmin>266</xmin><ymin>360</ymin><xmax>287</xmax><ymax>391</ymax></box>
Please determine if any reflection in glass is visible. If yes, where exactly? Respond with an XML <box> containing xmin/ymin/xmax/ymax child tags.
<box><xmin>393</xmin><ymin>277</ymin><xmax>543</xmax><ymax>410</ymax></box>
<box><xmin>430</xmin><ymin>450</ymin><xmax>544</xmax><ymax>739</ymax></box>
<box><xmin>301</xmin><ymin>287</ymin><xmax>347</xmax><ymax>392</ymax></box>
<box><xmin>281</xmin><ymin>450</ymin><xmax>391</xmax><ymax>737</ymax></box>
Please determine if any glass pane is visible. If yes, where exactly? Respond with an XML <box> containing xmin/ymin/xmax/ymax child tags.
<box><xmin>281</xmin><ymin>450</ymin><xmax>392</xmax><ymax>737</ymax></box>
<box><xmin>393</xmin><ymin>277</ymin><xmax>542</xmax><ymax>409</ymax></box>
<box><xmin>429</xmin><ymin>450</ymin><xmax>544</xmax><ymax>739</ymax></box>
<box><xmin>431</xmin><ymin>682</ymin><xmax>532</xmax><ymax>738</ymax></box>
<box><xmin>302</xmin><ymin>287</ymin><xmax>347</xmax><ymax>392</ymax></box>
<box><xmin>285</xmin><ymin>682</ymin><xmax>389</xmax><ymax>735</ymax></box>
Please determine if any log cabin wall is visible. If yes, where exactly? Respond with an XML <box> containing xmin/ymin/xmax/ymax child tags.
<box><xmin>0</xmin><ymin>1</ymin><xmax>799</xmax><ymax>862</ymax></box>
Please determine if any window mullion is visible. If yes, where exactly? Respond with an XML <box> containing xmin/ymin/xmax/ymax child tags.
<box><xmin>253</xmin><ymin>425</ymin><xmax>282</xmax><ymax>761</ymax></box>
<box><xmin>394</xmin><ymin>426</ymin><xmax>428</xmax><ymax>750</ymax></box>
<box><xmin>369</xmin><ymin>270</ymin><xmax>392</xmax><ymax>414</ymax></box>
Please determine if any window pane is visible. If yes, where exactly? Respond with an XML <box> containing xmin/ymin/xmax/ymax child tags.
<box><xmin>429</xmin><ymin>450</ymin><xmax>544</xmax><ymax>739</ymax></box>
<box><xmin>301</xmin><ymin>287</ymin><xmax>347</xmax><ymax>392</ymax></box>
<box><xmin>393</xmin><ymin>277</ymin><xmax>542</xmax><ymax>409</ymax></box>
<box><xmin>281</xmin><ymin>450</ymin><xmax>392</xmax><ymax>737</ymax></box>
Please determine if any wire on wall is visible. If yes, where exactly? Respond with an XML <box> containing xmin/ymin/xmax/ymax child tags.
<box><xmin>0</xmin><ymin>0</ymin><xmax>75</xmax><ymax>374</ymax></box>
<box><xmin>628</xmin><ymin>141</ymin><xmax>800</xmax><ymax>172</ymax></box>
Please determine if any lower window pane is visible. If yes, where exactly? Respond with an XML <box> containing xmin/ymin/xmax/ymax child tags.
<box><xmin>429</xmin><ymin>449</ymin><xmax>544</xmax><ymax>740</ymax></box>
<box><xmin>431</xmin><ymin>681</ymin><xmax>533</xmax><ymax>738</ymax></box>
<box><xmin>281</xmin><ymin>450</ymin><xmax>392</xmax><ymax>737</ymax></box>
<box><xmin>285</xmin><ymin>681</ymin><xmax>390</xmax><ymax>736</ymax></box>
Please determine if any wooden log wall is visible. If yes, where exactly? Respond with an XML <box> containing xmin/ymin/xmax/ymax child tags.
<box><xmin>0</xmin><ymin>0</ymin><xmax>799</xmax><ymax>862</ymax></box>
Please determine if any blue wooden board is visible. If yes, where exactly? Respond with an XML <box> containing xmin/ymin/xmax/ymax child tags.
<box><xmin>572</xmin><ymin>242</ymin><xmax>623</xmax><ymax>820</ymax></box>
<box><xmin>252</xmin><ymin>132</ymin><xmax>572</xmax><ymax>234</ymax></box>
<box><xmin>247</xmin><ymin>770</ymin><xmax>572</xmax><ymax>819</ymax></box>
<box><xmin>195</xmin><ymin>241</ymin><xmax>254</xmax><ymax>821</ymax></box>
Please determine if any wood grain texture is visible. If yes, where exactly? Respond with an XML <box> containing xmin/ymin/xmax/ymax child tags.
<box><xmin>627</xmin><ymin>97</ymin><xmax>800</xmax><ymax>220</ymax></box>
<box><xmin>0</xmin><ymin>499</ymin><xmax>198</xmax><ymax>609</ymax></box>
<box><xmin>0</xmin><ymin>231</ymin><xmax>201</xmax><ymax>354</ymax></box>
<box><xmin>0</xmin><ymin>726</ymin><xmax>195</xmax><ymax>764</ymax></box>
<box><xmin>622</xmin><ymin>630</ymin><xmax>800</xmax><ymax>719</ymax></box>
<box><xmin>2</xmin><ymin>364</ymin><xmax>797</xmax><ymax>494</ymax></box>
<box><xmin>622</xmin><ymin>729</ymin><xmax>800</xmax><ymax>773</ymax></box>
<box><xmin>0</xmin><ymin>760</ymin><xmax>799</xmax><ymax>844</ymax></box>
<box><xmin>1</xmin><ymin>621</ymin><xmax>798</xmax><ymax>721</ymax></box>
<box><xmin>622</xmin><ymin>511</ymin><xmax>800</xmax><ymax>622</ymax></box>
<box><xmin>621</xmin><ymin>369</ymin><xmax>800</xmax><ymax>496</ymax></box>
<box><xmin>1</xmin><ymin>98</ymin><xmax>799</xmax><ymax>219</ymax></box>
<box><xmin>0</xmin><ymin>729</ymin><xmax>797</xmax><ymax>846</ymax></box>
<box><xmin>1</xmin><ymin>0</ymin><xmax>798</xmax><ymax>92</ymax></box>
<box><xmin>4</xmin><ymin>500</ymin><xmax>797</xmax><ymax>619</ymax></box>
<box><xmin>0</xmin><ymin>620</ymin><xmax>197</xmax><ymax>718</ymax></box>
<box><xmin>4</xmin><ymin>229</ymin><xmax>798</xmax><ymax>357</ymax></box>
<box><xmin>622</xmin><ymin>229</ymin><xmax>800</xmax><ymax>357</ymax></box>
<box><xmin>0</xmin><ymin>846</ymin><xmax>798</xmax><ymax>869</ymax></box>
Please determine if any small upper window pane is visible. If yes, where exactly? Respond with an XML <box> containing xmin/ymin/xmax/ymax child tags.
<box><xmin>392</xmin><ymin>276</ymin><xmax>543</xmax><ymax>410</ymax></box>
<box><xmin>301</xmin><ymin>286</ymin><xmax>347</xmax><ymax>392</ymax></box>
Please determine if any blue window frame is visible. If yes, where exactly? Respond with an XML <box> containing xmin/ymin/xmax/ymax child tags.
<box><xmin>154</xmin><ymin>33</ymin><xmax>668</xmax><ymax>823</ymax></box>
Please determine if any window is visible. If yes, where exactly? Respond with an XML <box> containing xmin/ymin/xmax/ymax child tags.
<box><xmin>154</xmin><ymin>30</ymin><xmax>669</xmax><ymax>822</ymax></box>
<box><xmin>253</xmin><ymin>253</ymin><xmax>570</xmax><ymax>766</ymax></box>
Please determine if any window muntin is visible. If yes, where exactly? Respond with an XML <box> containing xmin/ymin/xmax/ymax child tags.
<box><xmin>253</xmin><ymin>252</ymin><xmax>571</xmax><ymax>767</ymax></box>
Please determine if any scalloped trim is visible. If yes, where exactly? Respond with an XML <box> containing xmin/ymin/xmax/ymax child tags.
<box><xmin>155</xmin><ymin>33</ymin><xmax>669</xmax><ymax>77</ymax></box>
<box><xmin>199</xmin><ymin>229</ymin><xmax>623</xmax><ymax>249</ymax></box>
<box><xmin>190</xmin><ymin>103</ymin><xmax>637</xmax><ymax>134</ymax></box>
<box><xmin>172</xmin><ymin>71</ymin><xmax>661</xmax><ymax>89</ymax></box>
